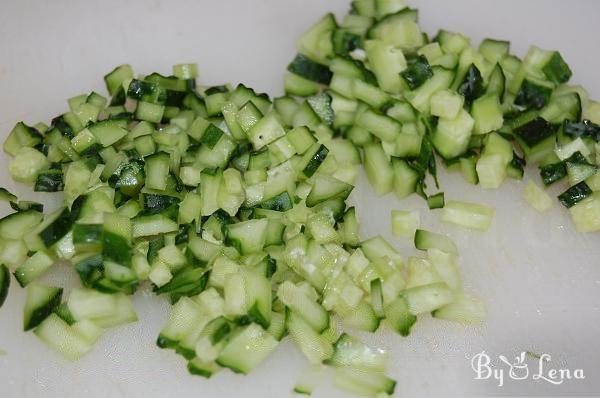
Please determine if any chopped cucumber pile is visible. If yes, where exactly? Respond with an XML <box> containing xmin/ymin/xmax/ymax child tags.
<box><xmin>284</xmin><ymin>0</ymin><xmax>600</xmax><ymax>233</ymax></box>
<box><xmin>0</xmin><ymin>0</ymin><xmax>598</xmax><ymax>396</ymax></box>
<box><xmin>0</xmin><ymin>57</ymin><xmax>481</xmax><ymax>395</ymax></box>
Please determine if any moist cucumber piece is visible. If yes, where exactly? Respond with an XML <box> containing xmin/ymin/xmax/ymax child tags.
<box><xmin>307</xmin><ymin>92</ymin><xmax>334</xmax><ymax>126</ymax></box>
<box><xmin>432</xmin><ymin>109</ymin><xmax>474</xmax><ymax>159</ymax></box>
<box><xmin>0</xmin><ymin>210</ymin><xmax>43</xmax><ymax>240</ymax></box>
<box><xmin>565</xmin><ymin>151</ymin><xmax>598</xmax><ymax>186</ymax></box>
<box><xmin>288</xmin><ymin>54</ymin><xmax>332</xmax><ymax>85</ymax></box>
<box><xmin>471</xmin><ymin>94</ymin><xmax>504</xmax><ymax>135</ymax></box>
<box><xmin>278</xmin><ymin>281</ymin><xmax>329</xmax><ymax>333</ymax></box>
<box><xmin>405</xmin><ymin>66</ymin><xmax>455</xmax><ymax>113</ymax></box>
<box><xmin>430</xmin><ymin>89</ymin><xmax>464</xmax><ymax>119</ymax></box>
<box><xmin>88</xmin><ymin>121</ymin><xmax>128</xmax><ymax>147</ymax></box>
<box><xmin>385</xmin><ymin>295</ymin><xmax>417</xmax><ymax>336</ymax></box>
<box><xmin>392</xmin><ymin>158</ymin><xmax>420</xmax><ymax>199</ymax></box>
<box><xmin>364</xmin><ymin>143</ymin><xmax>394</xmax><ymax>196</ymax></box>
<box><xmin>569</xmin><ymin>192</ymin><xmax>600</xmax><ymax>232</ymax></box>
<box><xmin>247</xmin><ymin>112</ymin><xmax>286</xmax><ymax>150</ymax></box>
<box><xmin>14</xmin><ymin>251</ymin><xmax>55</xmax><ymax>287</ymax></box>
<box><xmin>368</xmin><ymin>8</ymin><xmax>422</xmax><ymax>50</ymax></box>
<box><xmin>340</xmin><ymin>300</ymin><xmax>380</xmax><ymax>332</ymax></box>
<box><xmin>155</xmin><ymin>267</ymin><xmax>210</xmax><ymax>304</ymax></box>
<box><xmin>325</xmin><ymin>333</ymin><xmax>388</xmax><ymax>371</ymax></box>
<box><xmin>524</xmin><ymin>180</ymin><xmax>554</xmax><ymax>213</ymax></box>
<box><xmin>364</xmin><ymin>39</ymin><xmax>407</xmax><ymax>93</ymax></box>
<box><xmin>414</xmin><ymin>229</ymin><xmax>458</xmax><ymax>255</ymax></box>
<box><xmin>370</xmin><ymin>279</ymin><xmax>385</xmax><ymax>318</ymax></box>
<box><xmin>144</xmin><ymin>152</ymin><xmax>171</xmax><ymax>191</ymax></box>
<box><xmin>157</xmin><ymin>297</ymin><xmax>203</xmax><ymax>348</ymax></box>
<box><xmin>34</xmin><ymin>313</ymin><xmax>93</xmax><ymax>360</ymax></box>
<box><xmin>404</xmin><ymin>282</ymin><xmax>455</xmax><ymax>315</ymax></box>
<box><xmin>298</xmin><ymin>143</ymin><xmax>329</xmax><ymax>178</ymax></box>
<box><xmin>244</xmin><ymin>270</ymin><xmax>273</xmax><ymax>328</ymax></box>
<box><xmin>295</xmin><ymin>13</ymin><xmax>337</xmax><ymax>64</ymax></box>
<box><xmin>187</xmin><ymin>358</ymin><xmax>220</xmax><ymax>379</ymax></box>
<box><xmin>440</xmin><ymin>200</ymin><xmax>496</xmax><ymax>231</ymax></box>
<box><xmin>427</xmin><ymin>192</ymin><xmax>445</xmax><ymax>210</ymax></box>
<box><xmin>225</xmin><ymin>219</ymin><xmax>268</xmax><ymax>254</ymax></box>
<box><xmin>432</xmin><ymin>293</ymin><xmax>487</xmax><ymax>325</ymax></box>
<box><xmin>479</xmin><ymin>38</ymin><xmax>510</xmax><ymax>64</ymax></box>
<box><xmin>34</xmin><ymin>169</ymin><xmax>64</xmax><ymax>193</ymax></box>
<box><xmin>286</xmin><ymin>126</ymin><xmax>317</xmax><ymax>155</ymax></box>
<box><xmin>0</xmin><ymin>187</ymin><xmax>17</xmax><ymax>203</ymax></box>
<box><xmin>216</xmin><ymin>323</ymin><xmax>279</xmax><ymax>374</ymax></box>
<box><xmin>104</xmin><ymin>64</ymin><xmax>133</xmax><ymax>96</ymax></box>
<box><xmin>284</xmin><ymin>73</ymin><xmax>321</xmax><ymax>97</ymax></box>
<box><xmin>9</xmin><ymin>147</ymin><xmax>50</xmax><ymax>183</ymax></box>
<box><xmin>306</xmin><ymin>174</ymin><xmax>354</xmax><ymax>207</ymax></box>
<box><xmin>103</xmin><ymin>212</ymin><xmax>132</xmax><ymax>266</ymax></box>
<box><xmin>37</xmin><ymin>207</ymin><xmax>76</xmax><ymax>248</ymax></box>
<box><xmin>401</xmin><ymin>54</ymin><xmax>433</xmax><ymax>90</ymax></box>
<box><xmin>4</xmin><ymin>122</ymin><xmax>43</xmax><ymax>156</ymax></box>
<box><xmin>67</xmin><ymin>288</ymin><xmax>137</xmax><ymax>328</ymax></box>
<box><xmin>267</xmin><ymin>311</ymin><xmax>286</xmax><ymax>341</ymax></box>
<box><xmin>0</xmin><ymin>264</ymin><xmax>10</xmax><ymax>308</ymax></box>
<box><xmin>542</xmin><ymin>51</ymin><xmax>572</xmax><ymax>84</ymax></box>
<box><xmin>361</xmin><ymin>235</ymin><xmax>403</xmax><ymax>266</ymax></box>
<box><xmin>486</xmin><ymin>64</ymin><xmax>506</xmax><ymax>98</ymax></box>
<box><xmin>333</xmin><ymin>366</ymin><xmax>396</xmax><ymax>397</ymax></box>
<box><xmin>23</xmin><ymin>283</ymin><xmax>63</xmax><ymax>331</ymax></box>
<box><xmin>286</xmin><ymin>309</ymin><xmax>334</xmax><ymax>364</ymax></box>
<box><xmin>559</xmin><ymin>181</ymin><xmax>593</xmax><ymax>208</ymax></box>
<box><xmin>356</xmin><ymin>109</ymin><xmax>401</xmax><ymax>142</ymax></box>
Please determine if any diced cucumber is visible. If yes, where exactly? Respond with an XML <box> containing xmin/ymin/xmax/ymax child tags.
<box><xmin>14</xmin><ymin>251</ymin><xmax>55</xmax><ymax>287</ymax></box>
<box><xmin>216</xmin><ymin>323</ymin><xmax>279</xmax><ymax>374</ymax></box>
<box><xmin>225</xmin><ymin>219</ymin><xmax>268</xmax><ymax>254</ymax></box>
<box><xmin>158</xmin><ymin>297</ymin><xmax>203</xmax><ymax>349</ymax></box>
<box><xmin>404</xmin><ymin>282</ymin><xmax>455</xmax><ymax>315</ymax></box>
<box><xmin>0</xmin><ymin>210</ymin><xmax>43</xmax><ymax>240</ymax></box>
<box><xmin>278</xmin><ymin>281</ymin><xmax>329</xmax><ymax>333</ymax></box>
<box><xmin>523</xmin><ymin>180</ymin><xmax>554</xmax><ymax>213</ymax></box>
<box><xmin>0</xmin><ymin>265</ymin><xmax>9</xmax><ymax>308</ymax></box>
<box><xmin>286</xmin><ymin>310</ymin><xmax>333</xmax><ymax>364</ymax></box>
<box><xmin>34</xmin><ymin>314</ymin><xmax>93</xmax><ymax>360</ymax></box>
<box><xmin>23</xmin><ymin>283</ymin><xmax>63</xmax><ymax>331</ymax></box>
<box><xmin>432</xmin><ymin>293</ymin><xmax>486</xmax><ymax>325</ymax></box>
<box><xmin>440</xmin><ymin>200</ymin><xmax>495</xmax><ymax>231</ymax></box>
<box><xmin>326</xmin><ymin>333</ymin><xmax>388</xmax><ymax>371</ymax></box>
<box><xmin>333</xmin><ymin>366</ymin><xmax>396</xmax><ymax>397</ymax></box>
<box><xmin>414</xmin><ymin>229</ymin><xmax>458</xmax><ymax>255</ymax></box>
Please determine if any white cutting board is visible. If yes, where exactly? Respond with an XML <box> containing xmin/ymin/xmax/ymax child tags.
<box><xmin>1</xmin><ymin>1</ymin><xmax>599</xmax><ymax>397</ymax></box>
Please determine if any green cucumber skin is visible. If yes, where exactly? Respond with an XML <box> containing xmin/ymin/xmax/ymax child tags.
<box><xmin>401</xmin><ymin>55</ymin><xmax>433</xmax><ymax>90</ymax></box>
<box><xmin>39</xmin><ymin>208</ymin><xmax>74</xmax><ymax>248</ymax></box>
<box><xmin>0</xmin><ymin>265</ymin><xmax>10</xmax><ymax>308</ymax></box>
<box><xmin>0</xmin><ymin>187</ymin><xmax>18</xmax><ymax>202</ymax></box>
<box><xmin>102</xmin><ymin>231</ymin><xmax>132</xmax><ymax>266</ymax></box>
<box><xmin>187</xmin><ymin>362</ymin><xmax>214</xmax><ymax>379</ymax></box>
<box><xmin>72</xmin><ymin>224</ymin><xmax>103</xmax><ymax>245</ymax></box>
<box><xmin>261</xmin><ymin>192</ymin><xmax>293</xmax><ymax>212</ymax></box>
<box><xmin>288</xmin><ymin>54</ymin><xmax>333</xmax><ymax>85</ymax></box>
<box><xmin>34</xmin><ymin>170</ymin><xmax>64</xmax><ymax>193</ymax></box>
<box><xmin>24</xmin><ymin>288</ymin><xmax>63</xmax><ymax>331</ymax></box>
<box><xmin>514</xmin><ymin>117</ymin><xmax>559</xmax><ymax>147</ymax></box>
<box><xmin>515</xmin><ymin>79</ymin><xmax>553</xmax><ymax>110</ymax></box>
<box><xmin>558</xmin><ymin>182</ymin><xmax>593</xmax><ymax>208</ymax></box>
<box><xmin>201</xmin><ymin>124</ymin><xmax>225</xmax><ymax>149</ymax></box>
<box><xmin>303</xmin><ymin>145</ymin><xmax>330</xmax><ymax>178</ymax></box>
